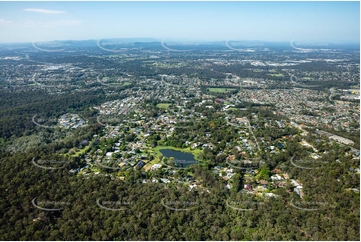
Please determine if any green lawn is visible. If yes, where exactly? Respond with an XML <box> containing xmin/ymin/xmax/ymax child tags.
<box><xmin>207</xmin><ymin>88</ymin><xmax>237</xmax><ymax>93</ymax></box>
<box><xmin>268</xmin><ymin>73</ymin><xmax>284</xmax><ymax>77</ymax></box>
<box><xmin>157</xmin><ymin>103</ymin><xmax>171</xmax><ymax>109</ymax></box>
<box><xmin>106</xmin><ymin>81</ymin><xmax>131</xmax><ymax>86</ymax></box>
<box><xmin>71</xmin><ymin>145</ymin><xmax>91</xmax><ymax>157</ymax></box>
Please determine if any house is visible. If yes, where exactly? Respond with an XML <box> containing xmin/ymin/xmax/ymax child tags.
<box><xmin>309</xmin><ymin>152</ymin><xmax>321</xmax><ymax>160</ymax></box>
<box><xmin>351</xmin><ymin>188</ymin><xmax>359</xmax><ymax>193</ymax></box>
<box><xmin>259</xmin><ymin>179</ymin><xmax>268</xmax><ymax>185</ymax></box>
<box><xmin>271</xmin><ymin>169</ymin><xmax>282</xmax><ymax>174</ymax></box>
<box><xmin>264</xmin><ymin>193</ymin><xmax>279</xmax><ymax>198</ymax></box>
<box><xmin>160</xmin><ymin>178</ymin><xmax>170</xmax><ymax>183</ymax></box>
<box><xmin>290</xmin><ymin>179</ymin><xmax>303</xmax><ymax>189</ymax></box>
<box><xmin>151</xmin><ymin>164</ymin><xmax>162</xmax><ymax>170</ymax></box>
<box><xmin>226</xmin><ymin>168</ymin><xmax>233</xmax><ymax>173</ymax></box>
<box><xmin>69</xmin><ymin>169</ymin><xmax>78</xmax><ymax>174</ymax></box>
<box><xmin>191</xmin><ymin>143</ymin><xmax>199</xmax><ymax>149</ymax></box>
<box><xmin>246</xmin><ymin>169</ymin><xmax>255</xmax><ymax>175</ymax></box>
<box><xmin>189</xmin><ymin>184</ymin><xmax>197</xmax><ymax>191</ymax></box>
<box><xmin>136</xmin><ymin>161</ymin><xmax>145</xmax><ymax>168</ymax></box>
<box><xmin>271</xmin><ymin>174</ymin><xmax>283</xmax><ymax>181</ymax></box>
<box><xmin>244</xmin><ymin>184</ymin><xmax>253</xmax><ymax>191</ymax></box>
<box><xmin>276</xmin><ymin>181</ymin><xmax>286</xmax><ymax>187</ymax></box>
<box><xmin>256</xmin><ymin>186</ymin><xmax>267</xmax><ymax>192</ymax></box>
<box><xmin>294</xmin><ymin>188</ymin><xmax>301</xmax><ymax>197</ymax></box>
<box><xmin>226</xmin><ymin>173</ymin><xmax>235</xmax><ymax>179</ymax></box>
<box><xmin>214</xmin><ymin>166</ymin><xmax>223</xmax><ymax>170</ymax></box>
<box><xmin>236</xmin><ymin>117</ymin><xmax>248</xmax><ymax>124</ymax></box>
<box><xmin>215</xmin><ymin>98</ymin><xmax>226</xmax><ymax>104</ymax></box>
<box><xmin>228</xmin><ymin>155</ymin><xmax>236</xmax><ymax>160</ymax></box>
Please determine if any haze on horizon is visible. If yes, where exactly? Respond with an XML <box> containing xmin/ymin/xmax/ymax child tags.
<box><xmin>0</xmin><ymin>1</ymin><xmax>359</xmax><ymax>44</ymax></box>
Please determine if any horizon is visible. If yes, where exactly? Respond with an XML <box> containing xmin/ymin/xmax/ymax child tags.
<box><xmin>0</xmin><ymin>1</ymin><xmax>359</xmax><ymax>43</ymax></box>
<box><xmin>1</xmin><ymin>38</ymin><xmax>360</xmax><ymax>45</ymax></box>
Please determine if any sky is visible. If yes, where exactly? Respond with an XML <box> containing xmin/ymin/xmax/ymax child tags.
<box><xmin>0</xmin><ymin>1</ymin><xmax>359</xmax><ymax>43</ymax></box>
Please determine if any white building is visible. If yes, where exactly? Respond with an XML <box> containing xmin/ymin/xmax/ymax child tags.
<box><xmin>151</xmin><ymin>164</ymin><xmax>162</xmax><ymax>170</ymax></box>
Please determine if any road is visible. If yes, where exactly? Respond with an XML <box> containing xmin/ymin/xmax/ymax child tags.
<box><xmin>225</xmin><ymin>116</ymin><xmax>260</xmax><ymax>152</ymax></box>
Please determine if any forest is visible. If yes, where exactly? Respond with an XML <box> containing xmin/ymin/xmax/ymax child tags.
<box><xmin>0</xmin><ymin>142</ymin><xmax>359</xmax><ymax>240</ymax></box>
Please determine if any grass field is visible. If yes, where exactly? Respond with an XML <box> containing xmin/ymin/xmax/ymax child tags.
<box><xmin>71</xmin><ymin>145</ymin><xmax>90</xmax><ymax>157</ymax></box>
<box><xmin>207</xmin><ymin>88</ymin><xmax>237</xmax><ymax>93</ymax></box>
<box><xmin>269</xmin><ymin>73</ymin><xmax>284</xmax><ymax>77</ymax></box>
<box><xmin>106</xmin><ymin>81</ymin><xmax>131</xmax><ymax>86</ymax></box>
<box><xmin>157</xmin><ymin>103</ymin><xmax>171</xmax><ymax>109</ymax></box>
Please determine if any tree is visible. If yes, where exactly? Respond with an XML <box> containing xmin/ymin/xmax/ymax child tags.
<box><xmin>257</xmin><ymin>165</ymin><xmax>271</xmax><ymax>180</ymax></box>
<box><xmin>230</xmin><ymin>173</ymin><xmax>242</xmax><ymax>193</ymax></box>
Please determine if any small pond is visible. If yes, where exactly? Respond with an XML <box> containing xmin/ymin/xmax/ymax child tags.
<box><xmin>160</xmin><ymin>149</ymin><xmax>199</xmax><ymax>168</ymax></box>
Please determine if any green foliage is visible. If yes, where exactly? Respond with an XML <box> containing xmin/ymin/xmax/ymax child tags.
<box><xmin>257</xmin><ymin>165</ymin><xmax>271</xmax><ymax>180</ymax></box>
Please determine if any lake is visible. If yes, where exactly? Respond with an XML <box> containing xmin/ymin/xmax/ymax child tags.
<box><xmin>160</xmin><ymin>149</ymin><xmax>199</xmax><ymax>168</ymax></box>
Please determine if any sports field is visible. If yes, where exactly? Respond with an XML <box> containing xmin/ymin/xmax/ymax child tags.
<box><xmin>157</xmin><ymin>103</ymin><xmax>171</xmax><ymax>109</ymax></box>
<box><xmin>207</xmin><ymin>88</ymin><xmax>237</xmax><ymax>93</ymax></box>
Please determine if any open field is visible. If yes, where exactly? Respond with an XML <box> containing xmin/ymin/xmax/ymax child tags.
<box><xmin>207</xmin><ymin>87</ymin><xmax>237</xmax><ymax>93</ymax></box>
<box><xmin>268</xmin><ymin>73</ymin><xmax>284</xmax><ymax>77</ymax></box>
<box><xmin>157</xmin><ymin>103</ymin><xmax>171</xmax><ymax>109</ymax></box>
<box><xmin>71</xmin><ymin>145</ymin><xmax>91</xmax><ymax>157</ymax></box>
<box><xmin>303</xmin><ymin>77</ymin><xmax>313</xmax><ymax>80</ymax></box>
<box><xmin>106</xmin><ymin>81</ymin><xmax>131</xmax><ymax>86</ymax></box>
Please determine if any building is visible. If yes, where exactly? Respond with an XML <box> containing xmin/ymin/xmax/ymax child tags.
<box><xmin>136</xmin><ymin>161</ymin><xmax>145</xmax><ymax>169</ymax></box>
<box><xmin>244</xmin><ymin>184</ymin><xmax>253</xmax><ymax>191</ymax></box>
<box><xmin>151</xmin><ymin>164</ymin><xmax>162</xmax><ymax>170</ymax></box>
<box><xmin>329</xmin><ymin>135</ymin><xmax>354</xmax><ymax>145</ymax></box>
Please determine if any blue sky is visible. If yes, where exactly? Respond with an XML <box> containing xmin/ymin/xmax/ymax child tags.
<box><xmin>0</xmin><ymin>1</ymin><xmax>359</xmax><ymax>43</ymax></box>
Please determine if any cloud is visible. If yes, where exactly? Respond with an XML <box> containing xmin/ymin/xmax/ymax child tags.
<box><xmin>0</xmin><ymin>19</ymin><xmax>12</xmax><ymax>24</ymax></box>
<box><xmin>22</xmin><ymin>19</ymin><xmax>82</xmax><ymax>27</ymax></box>
<box><xmin>23</xmin><ymin>8</ymin><xmax>66</xmax><ymax>14</ymax></box>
